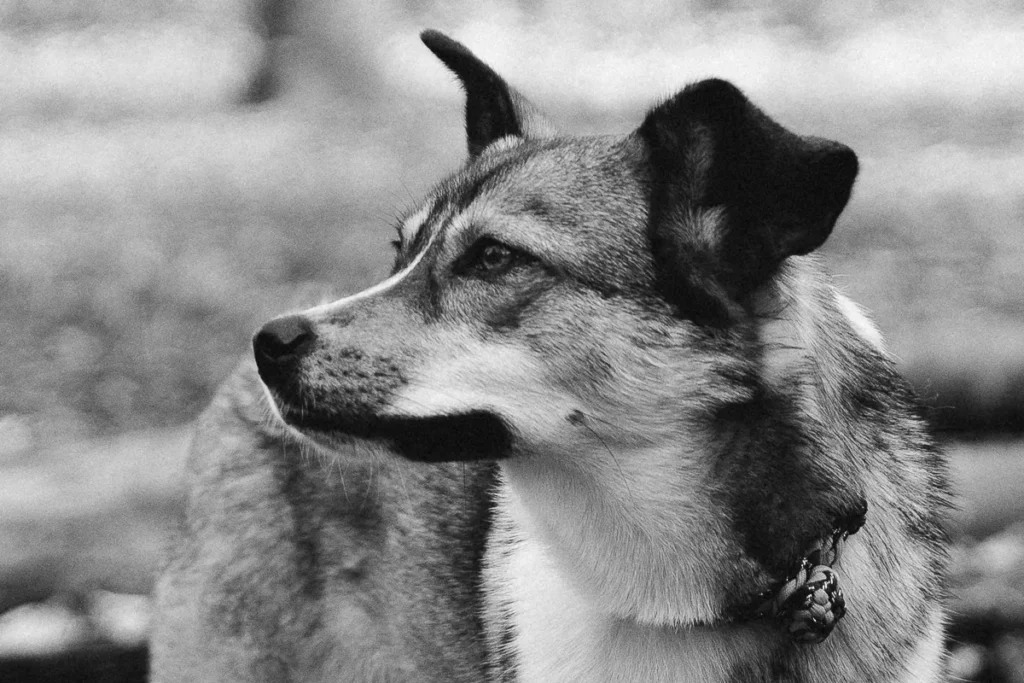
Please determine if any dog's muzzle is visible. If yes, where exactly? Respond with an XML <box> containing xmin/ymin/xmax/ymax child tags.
<box><xmin>251</xmin><ymin>313</ymin><xmax>517</xmax><ymax>462</ymax></box>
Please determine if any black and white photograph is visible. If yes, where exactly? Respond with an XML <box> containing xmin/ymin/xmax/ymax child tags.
<box><xmin>0</xmin><ymin>1</ymin><xmax>1022</xmax><ymax>681</ymax></box>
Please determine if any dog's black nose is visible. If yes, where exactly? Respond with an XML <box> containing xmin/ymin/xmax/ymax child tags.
<box><xmin>253</xmin><ymin>315</ymin><xmax>315</xmax><ymax>370</ymax></box>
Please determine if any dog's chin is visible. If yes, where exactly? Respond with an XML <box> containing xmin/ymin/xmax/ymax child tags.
<box><xmin>280</xmin><ymin>408</ymin><xmax>516</xmax><ymax>463</ymax></box>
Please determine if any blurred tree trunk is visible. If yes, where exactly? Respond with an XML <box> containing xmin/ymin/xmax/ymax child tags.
<box><xmin>244</xmin><ymin>0</ymin><xmax>393</xmax><ymax>107</ymax></box>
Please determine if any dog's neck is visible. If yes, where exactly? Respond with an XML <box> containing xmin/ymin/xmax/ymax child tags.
<box><xmin>494</xmin><ymin>447</ymin><xmax>758</xmax><ymax>626</ymax></box>
<box><xmin>483</xmin><ymin>464</ymin><xmax>780</xmax><ymax>683</ymax></box>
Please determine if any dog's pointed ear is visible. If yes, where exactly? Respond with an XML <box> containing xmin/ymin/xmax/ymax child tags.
<box><xmin>638</xmin><ymin>79</ymin><xmax>858</xmax><ymax>325</ymax></box>
<box><xmin>421</xmin><ymin>29</ymin><xmax>553</xmax><ymax>158</ymax></box>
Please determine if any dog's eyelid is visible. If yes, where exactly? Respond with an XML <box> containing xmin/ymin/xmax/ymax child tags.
<box><xmin>472</xmin><ymin>235</ymin><xmax>510</xmax><ymax>251</ymax></box>
<box><xmin>471</xmin><ymin>233</ymin><xmax>536</xmax><ymax>258</ymax></box>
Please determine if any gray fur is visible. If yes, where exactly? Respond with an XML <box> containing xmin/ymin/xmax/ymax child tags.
<box><xmin>152</xmin><ymin>31</ymin><xmax>951</xmax><ymax>683</ymax></box>
<box><xmin>152</xmin><ymin>362</ymin><xmax>496</xmax><ymax>682</ymax></box>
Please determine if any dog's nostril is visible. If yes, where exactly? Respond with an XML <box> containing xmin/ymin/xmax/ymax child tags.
<box><xmin>253</xmin><ymin>314</ymin><xmax>315</xmax><ymax>365</ymax></box>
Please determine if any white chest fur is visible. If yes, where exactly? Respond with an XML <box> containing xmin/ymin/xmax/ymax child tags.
<box><xmin>483</xmin><ymin>479</ymin><xmax>766</xmax><ymax>683</ymax></box>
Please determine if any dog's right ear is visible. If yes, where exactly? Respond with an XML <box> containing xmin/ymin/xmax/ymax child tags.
<box><xmin>421</xmin><ymin>30</ymin><xmax>553</xmax><ymax>158</ymax></box>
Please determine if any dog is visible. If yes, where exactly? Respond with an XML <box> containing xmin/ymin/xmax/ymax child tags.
<box><xmin>151</xmin><ymin>30</ymin><xmax>952</xmax><ymax>682</ymax></box>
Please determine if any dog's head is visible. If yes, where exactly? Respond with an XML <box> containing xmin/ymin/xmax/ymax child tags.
<box><xmin>254</xmin><ymin>31</ymin><xmax>858</xmax><ymax>469</ymax></box>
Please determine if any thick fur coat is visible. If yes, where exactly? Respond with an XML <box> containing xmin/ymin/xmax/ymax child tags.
<box><xmin>152</xmin><ymin>31</ymin><xmax>951</xmax><ymax>683</ymax></box>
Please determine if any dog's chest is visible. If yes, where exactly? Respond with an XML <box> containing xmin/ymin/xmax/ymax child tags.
<box><xmin>483</xmin><ymin>485</ymin><xmax>761</xmax><ymax>683</ymax></box>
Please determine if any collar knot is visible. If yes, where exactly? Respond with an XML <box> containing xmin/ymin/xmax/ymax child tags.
<box><xmin>733</xmin><ymin>500</ymin><xmax>867</xmax><ymax>644</ymax></box>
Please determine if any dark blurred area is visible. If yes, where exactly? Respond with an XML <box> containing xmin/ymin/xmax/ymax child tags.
<box><xmin>0</xmin><ymin>0</ymin><xmax>1022</xmax><ymax>680</ymax></box>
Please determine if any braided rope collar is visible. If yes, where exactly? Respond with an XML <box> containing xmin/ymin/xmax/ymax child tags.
<box><xmin>731</xmin><ymin>501</ymin><xmax>868</xmax><ymax>644</ymax></box>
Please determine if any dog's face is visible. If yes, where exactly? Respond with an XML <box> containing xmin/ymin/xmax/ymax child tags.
<box><xmin>255</xmin><ymin>135</ymin><xmax>704</xmax><ymax>463</ymax></box>
<box><xmin>254</xmin><ymin>31</ymin><xmax>858</xmax><ymax>471</ymax></box>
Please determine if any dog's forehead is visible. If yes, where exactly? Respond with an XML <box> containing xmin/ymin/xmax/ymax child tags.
<box><xmin>397</xmin><ymin>141</ymin><xmax>542</xmax><ymax>247</ymax></box>
<box><xmin>402</xmin><ymin>136</ymin><xmax>652</xmax><ymax>271</ymax></box>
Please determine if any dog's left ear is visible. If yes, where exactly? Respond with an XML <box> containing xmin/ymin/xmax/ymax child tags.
<box><xmin>421</xmin><ymin>30</ymin><xmax>553</xmax><ymax>158</ymax></box>
<box><xmin>638</xmin><ymin>79</ymin><xmax>858</xmax><ymax>325</ymax></box>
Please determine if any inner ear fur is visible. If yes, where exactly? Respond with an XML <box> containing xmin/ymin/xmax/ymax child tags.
<box><xmin>421</xmin><ymin>30</ymin><xmax>552</xmax><ymax>158</ymax></box>
<box><xmin>638</xmin><ymin>78</ymin><xmax>858</xmax><ymax>325</ymax></box>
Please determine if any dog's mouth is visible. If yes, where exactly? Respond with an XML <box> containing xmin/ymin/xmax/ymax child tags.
<box><xmin>281</xmin><ymin>407</ymin><xmax>516</xmax><ymax>463</ymax></box>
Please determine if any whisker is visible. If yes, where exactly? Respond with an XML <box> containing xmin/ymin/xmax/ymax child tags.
<box><xmin>393</xmin><ymin>458</ymin><xmax>415</xmax><ymax>511</ymax></box>
<box><xmin>359</xmin><ymin>462</ymin><xmax>376</xmax><ymax>513</ymax></box>
<box><xmin>573</xmin><ymin>411</ymin><xmax>638</xmax><ymax>513</ymax></box>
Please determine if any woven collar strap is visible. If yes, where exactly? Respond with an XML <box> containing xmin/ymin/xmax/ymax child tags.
<box><xmin>733</xmin><ymin>501</ymin><xmax>868</xmax><ymax>644</ymax></box>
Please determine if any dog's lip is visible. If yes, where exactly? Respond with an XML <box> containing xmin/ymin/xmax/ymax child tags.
<box><xmin>280</xmin><ymin>407</ymin><xmax>516</xmax><ymax>463</ymax></box>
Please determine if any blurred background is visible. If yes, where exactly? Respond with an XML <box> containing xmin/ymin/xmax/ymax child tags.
<box><xmin>0</xmin><ymin>0</ymin><xmax>1021</xmax><ymax>680</ymax></box>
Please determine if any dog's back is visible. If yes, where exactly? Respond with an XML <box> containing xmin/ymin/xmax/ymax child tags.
<box><xmin>152</xmin><ymin>362</ymin><xmax>496</xmax><ymax>682</ymax></box>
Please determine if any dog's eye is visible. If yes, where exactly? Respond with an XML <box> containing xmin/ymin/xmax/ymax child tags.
<box><xmin>479</xmin><ymin>243</ymin><xmax>513</xmax><ymax>270</ymax></box>
<box><xmin>459</xmin><ymin>238</ymin><xmax>532</xmax><ymax>278</ymax></box>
